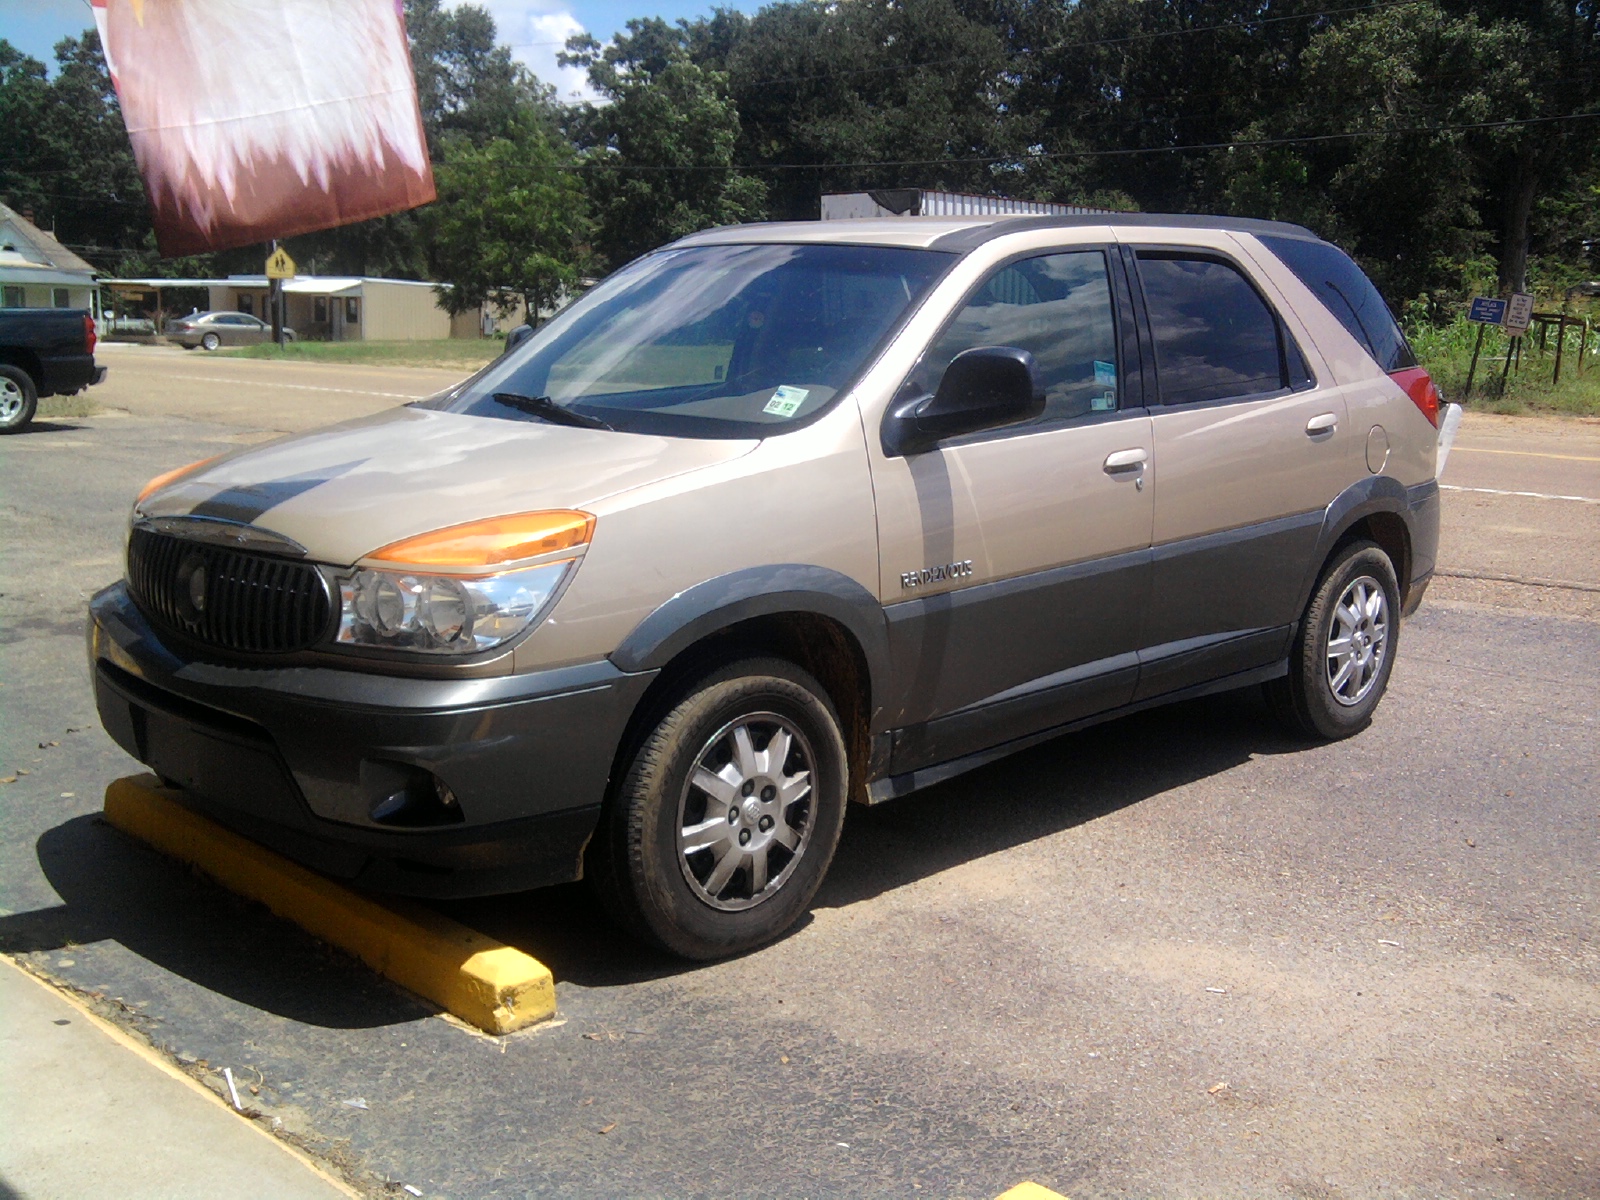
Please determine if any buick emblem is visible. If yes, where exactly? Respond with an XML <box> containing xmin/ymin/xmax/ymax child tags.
<box><xmin>176</xmin><ymin>553</ymin><xmax>209</xmax><ymax>620</ymax></box>
<box><xmin>188</xmin><ymin>564</ymin><xmax>208</xmax><ymax>612</ymax></box>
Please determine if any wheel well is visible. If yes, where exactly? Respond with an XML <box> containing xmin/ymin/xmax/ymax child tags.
<box><xmin>613</xmin><ymin>613</ymin><xmax>874</xmax><ymax>805</ymax></box>
<box><xmin>1337</xmin><ymin>512</ymin><xmax>1411</xmax><ymax>602</ymax></box>
<box><xmin>0</xmin><ymin>349</ymin><xmax>42</xmax><ymax>387</ymax></box>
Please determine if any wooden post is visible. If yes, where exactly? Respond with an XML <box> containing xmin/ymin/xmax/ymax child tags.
<box><xmin>1581</xmin><ymin>319</ymin><xmax>1591</xmax><ymax>375</ymax></box>
<box><xmin>1553</xmin><ymin>316</ymin><xmax>1567</xmax><ymax>384</ymax></box>
<box><xmin>1497</xmin><ymin>332</ymin><xmax>1515</xmax><ymax>396</ymax></box>
<box><xmin>1463</xmin><ymin>322</ymin><xmax>1486</xmax><ymax>398</ymax></box>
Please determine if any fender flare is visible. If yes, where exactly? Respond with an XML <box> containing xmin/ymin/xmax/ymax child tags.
<box><xmin>608</xmin><ymin>564</ymin><xmax>890</xmax><ymax>708</ymax></box>
<box><xmin>1294</xmin><ymin>475</ymin><xmax>1414</xmax><ymax>612</ymax></box>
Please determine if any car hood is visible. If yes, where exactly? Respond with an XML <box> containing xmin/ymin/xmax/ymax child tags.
<box><xmin>139</xmin><ymin>405</ymin><xmax>758</xmax><ymax>566</ymax></box>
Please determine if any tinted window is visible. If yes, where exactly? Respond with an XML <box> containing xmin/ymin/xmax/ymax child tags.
<box><xmin>449</xmin><ymin>243</ymin><xmax>952</xmax><ymax>439</ymax></box>
<box><xmin>914</xmin><ymin>250</ymin><xmax>1120</xmax><ymax>426</ymax></box>
<box><xmin>1138</xmin><ymin>255</ymin><xmax>1285</xmax><ymax>405</ymax></box>
<box><xmin>1260</xmin><ymin>235</ymin><xmax>1415</xmax><ymax>372</ymax></box>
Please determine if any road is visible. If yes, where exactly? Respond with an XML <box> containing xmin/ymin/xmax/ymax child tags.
<box><xmin>2</xmin><ymin>346</ymin><xmax>1595</xmax><ymax>1199</ymax></box>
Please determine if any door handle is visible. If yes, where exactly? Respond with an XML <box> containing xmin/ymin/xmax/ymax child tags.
<box><xmin>1103</xmin><ymin>448</ymin><xmax>1148</xmax><ymax>473</ymax></box>
<box><xmin>1305</xmin><ymin>412</ymin><xmax>1339</xmax><ymax>435</ymax></box>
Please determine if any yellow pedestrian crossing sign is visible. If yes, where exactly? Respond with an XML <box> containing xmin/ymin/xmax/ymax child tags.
<box><xmin>265</xmin><ymin>247</ymin><xmax>297</xmax><ymax>279</ymax></box>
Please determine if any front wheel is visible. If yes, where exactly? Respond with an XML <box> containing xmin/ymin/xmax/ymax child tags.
<box><xmin>587</xmin><ymin>658</ymin><xmax>849</xmax><ymax>959</ymax></box>
<box><xmin>0</xmin><ymin>364</ymin><xmax>38</xmax><ymax>434</ymax></box>
<box><xmin>1268</xmin><ymin>539</ymin><xmax>1400</xmax><ymax>739</ymax></box>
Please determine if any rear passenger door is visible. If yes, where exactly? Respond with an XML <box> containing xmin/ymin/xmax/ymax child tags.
<box><xmin>869</xmin><ymin>247</ymin><xmax>1155</xmax><ymax>774</ymax></box>
<box><xmin>1127</xmin><ymin>240</ymin><xmax>1350</xmax><ymax>701</ymax></box>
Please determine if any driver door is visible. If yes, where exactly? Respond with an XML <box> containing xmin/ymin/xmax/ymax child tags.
<box><xmin>866</xmin><ymin>247</ymin><xmax>1155</xmax><ymax>775</ymax></box>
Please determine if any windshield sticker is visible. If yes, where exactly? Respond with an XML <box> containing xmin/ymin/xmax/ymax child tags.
<box><xmin>1094</xmin><ymin>359</ymin><xmax>1117</xmax><ymax>388</ymax></box>
<box><xmin>1091</xmin><ymin>391</ymin><xmax>1117</xmax><ymax>412</ymax></box>
<box><xmin>763</xmin><ymin>386</ymin><xmax>809</xmax><ymax>418</ymax></box>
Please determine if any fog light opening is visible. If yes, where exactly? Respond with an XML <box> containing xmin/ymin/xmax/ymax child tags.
<box><xmin>368</xmin><ymin>766</ymin><xmax>465</xmax><ymax>827</ymax></box>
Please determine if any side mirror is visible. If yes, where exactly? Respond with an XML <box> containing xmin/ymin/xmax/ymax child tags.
<box><xmin>503</xmin><ymin>323</ymin><xmax>535</xmax><ymax>355</ymax></box>
<box><xmin>881</xmin><ymin>346</ymin><xmax>1045</xmax><ymax>456</ymax></box>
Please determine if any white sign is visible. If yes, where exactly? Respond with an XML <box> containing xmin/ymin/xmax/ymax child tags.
<box><xmin>1504</xmin><ymin>292</ymin><xmax>1534</xmax><ymax>336</ymax></box>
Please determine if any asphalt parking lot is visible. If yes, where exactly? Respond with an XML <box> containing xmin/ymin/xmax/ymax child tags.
<box><xmin>2</xmin><ymin>343</ymin><xmax>1596</xmax><ymax>1198</ymax></box>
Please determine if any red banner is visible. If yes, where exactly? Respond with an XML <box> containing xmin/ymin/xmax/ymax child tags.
<box><xmin>93</xmin><ymin>0</ymin><xmax>436</xmax><ymax>257</ymax></box>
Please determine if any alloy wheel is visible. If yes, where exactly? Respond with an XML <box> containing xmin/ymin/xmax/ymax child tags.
<box><xmin>0</xmin><ymin>377</ymin><xmax>22</xmax><ymax>422</ymax></box>
<box><xmin>1325</xmin><ymin>574</ymin><xmax>1390</xmax><ymax>706</ymax></box>
<box><xmin>676</xmin><ymin>712</ymin><xmax>815</xmax><ymax>911</ymax></box>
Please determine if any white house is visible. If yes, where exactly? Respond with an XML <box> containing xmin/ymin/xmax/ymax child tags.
<box><xmin>0</xmin><ymin>203</ymin><xmax>100</xmax><ymax>311</ymax></box>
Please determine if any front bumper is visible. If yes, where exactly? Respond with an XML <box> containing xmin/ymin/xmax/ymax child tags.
<box><xmin>88</xmin><ymin>582</ymin><xmax>657</xmax><ymax>897</ymax></box>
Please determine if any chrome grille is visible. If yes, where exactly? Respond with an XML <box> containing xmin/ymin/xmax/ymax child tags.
<box><xmin>127</xmin><ymin>528</ymin><xmax>333</xmax><ymax>654</ymax></box>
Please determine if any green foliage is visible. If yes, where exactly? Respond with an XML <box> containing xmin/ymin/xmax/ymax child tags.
<box><xmin>4</xmin><ymin>0</ymin><xmax>1596</xmax><ymax>327</ymax></box>
<box><xmin>1410</xmin><ymin>312</ymin><xmax>1600</xmax><ymax>415</ymax></box>
<box><xmin>218</xmin><ymin>339</ymin><xmax>502</xmax><ymax>370</ymax></box>
<box><xmin>564</xmin><ymin>31</ymin><xmax>766</xmax><ymax>269</ymax></box>
<box><xmin>426</xmin><ymin>117</ymin><xmax>590</xmax><ymax>321</ymax></box>
<box><xmin>0</xmin><ymin>32</ymin><xmax>163</xmax><ymax>275</ymax></box>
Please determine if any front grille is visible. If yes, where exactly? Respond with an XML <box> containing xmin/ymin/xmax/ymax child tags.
<box><xmin>127</xmin><ymin>528</ymin><xmax>333</xmax><ymax>654</ymax></box>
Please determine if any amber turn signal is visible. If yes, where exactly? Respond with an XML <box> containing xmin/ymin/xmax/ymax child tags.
<box><xmin>135</xmin><ymin>456</ymin><xmax>220</xmax><ymax>506</ymax></box>
<box><xmin>368</xmin><ymin>510</ymin><xmax>596</xmax><ymax>568</ymax></box>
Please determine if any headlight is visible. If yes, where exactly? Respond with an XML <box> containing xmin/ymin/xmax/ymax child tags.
<box><xmin>335</xmin><ymin>560</ymin><xmax>572</xmax><ymax>655</ymax></box>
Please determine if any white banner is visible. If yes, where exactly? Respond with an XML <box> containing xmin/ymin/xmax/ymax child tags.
<box><xmin>93</xmin><ymin>0</ymin><xmax>436</xmax><ymax>256</ymax></box>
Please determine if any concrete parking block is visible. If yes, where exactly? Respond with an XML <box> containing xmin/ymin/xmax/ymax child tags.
<box><xmin>102</xmin><ymin>776</ymin><xmax>555</xmax><ymax>1035</ymax></box>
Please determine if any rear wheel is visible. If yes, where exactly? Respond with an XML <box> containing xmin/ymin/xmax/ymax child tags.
<box><xmin>0</xmin><ymin>365</ymin><xmax>38</xmax><ymax>434</ymax></box>
<box><xmin>1268</xmin><ymin>540</ymin><xmax>1400</xmax><ymax>739</ymax></box>
<box><xmin>587</xmin><ymin>658</ymin><xmax>849</xmax><ymax>959</ymax></box>
<box><xmin>200</xmin><ymin>332</ymin><xmax>220</xmax><ymax>351</ymax></box>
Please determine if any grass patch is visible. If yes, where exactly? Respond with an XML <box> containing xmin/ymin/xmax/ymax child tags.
<box><xmin>1411</xmin><ymin>313</ymin><xmax>1600</xmax><ymax>417</ymax></box>
<box><xmin>37</xmin><ymin>394</ymin><xmax>99</xmax><ymax>419</ymax></box>
<box><xmin>217</xmin><ymin>338</ymin><xmax>504</xmax><ymax>371</ymax></box>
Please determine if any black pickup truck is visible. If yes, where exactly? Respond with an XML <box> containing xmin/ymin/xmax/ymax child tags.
<box><xmin>0</xmin><ymin>307</ymin><xmax>107</xmax><ymax>433</ymax></box>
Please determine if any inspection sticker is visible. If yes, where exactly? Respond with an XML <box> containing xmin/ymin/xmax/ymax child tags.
<box><xmin>763</xmin><ymin>385</ymin><xmax>809</xmax><ymax>417</ymax></box>
<box><xmin>1094</xmin><ymin>359</ymin><xmax>1117</xmax><ymax>387</ymax></box>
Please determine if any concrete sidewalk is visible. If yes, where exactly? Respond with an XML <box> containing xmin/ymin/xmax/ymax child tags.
<box><xmin>0</xmin><ymin>956</ymin><xmax>353</xmax><ymax>1200</ymax></box>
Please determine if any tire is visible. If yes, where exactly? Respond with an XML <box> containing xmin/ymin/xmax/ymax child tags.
<box><xmin>587</xmin><ymin>657</ymin><xmax>850</xmax><ymax>959</ymax></box>
<box><xmin>200</xmin><ymin>332</ymin><xmax>220</xmax><ymax>351</ymax></box>
<box><xmin>0</xmin><ymin>364</ymin><xmax>38</xmax><ymax>434</ymax></box>
<box><xmin>1267</xmin><ymin>539</ymin><xmax>1401</xmax><ymax>740</ymax></box>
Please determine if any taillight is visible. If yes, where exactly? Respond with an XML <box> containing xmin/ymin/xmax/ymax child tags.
<box><xmin>1389</xmin><ymin>366</ymin><xmax>1440</xmax><ymax>427</ymax></box>
<box><xmin>84</xmin><ymin>313</ymin><xmax>97</xmax><ymax>355</ymax></box>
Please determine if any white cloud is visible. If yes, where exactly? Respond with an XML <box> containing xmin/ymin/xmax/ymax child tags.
<box><xmin>454</xmin><ymin>0</ymin><xmax>600</xmax><ymax>104</ymax></box>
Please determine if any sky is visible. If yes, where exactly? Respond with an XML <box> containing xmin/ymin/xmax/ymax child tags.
<box><xmin>1</xmin><ymin>0</ymin><xmax>759</xmax><ymax>102</ymax></box>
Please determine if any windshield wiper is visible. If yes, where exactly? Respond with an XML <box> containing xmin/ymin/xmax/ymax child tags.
<box><xmin>491</xmin><ymin>392</ymin><xmax>614</xmax><ymax>432</ymax></box>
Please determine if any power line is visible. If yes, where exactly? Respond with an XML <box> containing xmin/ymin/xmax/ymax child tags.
<box><xmin>19</xmin><ymin>109</ymin><xmax>1597</xmax><ymax>203</ymax></box>
<box><xmin>565</xmin><ymin>109</ymin><xmax>1600</xmax><ymax>173</ymax></box>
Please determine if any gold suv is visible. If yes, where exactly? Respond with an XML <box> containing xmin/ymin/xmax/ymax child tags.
<box><xmin>91</xmin><ymin>214</ymin><xmax>1459</xmax><ymax>958</ymax></box>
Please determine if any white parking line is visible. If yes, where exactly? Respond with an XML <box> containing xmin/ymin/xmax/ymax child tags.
<box><xmin>1441</xmin><ymin>484</ymin><xmax>1600</xmax><ymax>505</ymax></box>
<box><xmin>174</xmin><ymin>374</ymin><xmax>435</xmax><ymax>400</ymax></box>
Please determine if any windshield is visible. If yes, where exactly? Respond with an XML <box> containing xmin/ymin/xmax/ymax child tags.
<box><xmin>442</xmin><ymin>243</ymin><xmax>954</xmax><ymax>438</ymax></box>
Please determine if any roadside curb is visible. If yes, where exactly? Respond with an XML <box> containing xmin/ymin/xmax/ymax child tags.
<box><xmin>103</xmin><ymin>776</ymin><xmax>556</xmax><ymax>1035</ymax></box>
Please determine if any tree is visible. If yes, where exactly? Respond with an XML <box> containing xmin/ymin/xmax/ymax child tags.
<box><xmin>0</xmin><ymin>32</ymin><xmax>165</xmax><ymax>275</ymax></box>
<box><xmin>713</xmin><ymin>0</ymin><xmax>1025</xmax><ymax>218</ymax></box>
<box><xmin>565</xmin><ymin>30</ymin><xmax>766</xmax><ymax>268</ymax></box>
<box><xmin>426</xmin><ymin>117</ymin><xmax>590</xmax><ymax>324</ymax></box>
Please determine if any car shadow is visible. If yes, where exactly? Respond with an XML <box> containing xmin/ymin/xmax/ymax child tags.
<box><xmin>1</xmin><ymin>687</ymin><xmax>1310</xmax><ymax>1025</ymax></box>
<box><xmin>1</xmin><ymin>814</ymin><xmax>432</xmax><ymax>1030</ymax></box>
<box><xmin>9</xmin><ymin>420</ymin><xmax>85</xmax><ymax>435</ymax></box>
<box><xmin>450</xmin><ymin>686</ymin><xmax>1310</xmax><ymax>989</ymax></box>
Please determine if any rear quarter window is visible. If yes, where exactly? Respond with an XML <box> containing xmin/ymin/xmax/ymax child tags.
<box><xmin>1260</xmin><ymin>235</ymin><xmax>1416</xmax><ymax>373</ymax></box>
<box><xmin>1137</xmin><ymin>254</ymin><xmax>1289</xmax><ymax>405</ymax></box>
